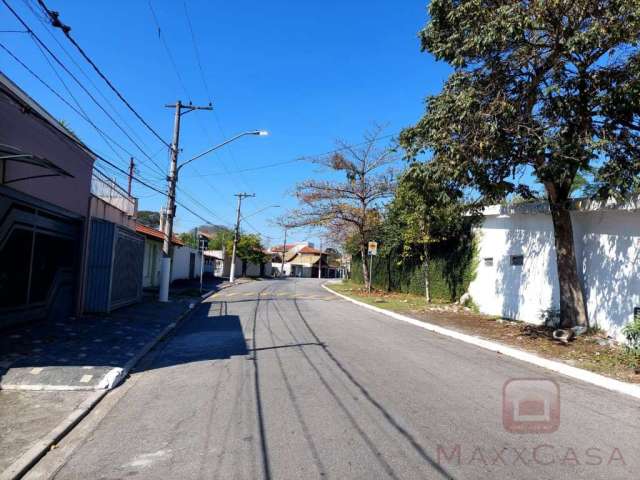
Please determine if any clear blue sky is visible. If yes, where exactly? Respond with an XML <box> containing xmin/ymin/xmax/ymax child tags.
<box><xmin>1</xmin><ymin>0</ymin><xmax>451</xmax><ymax>247</ymax></box>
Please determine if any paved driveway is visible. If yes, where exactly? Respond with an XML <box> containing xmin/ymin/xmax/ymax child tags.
<box><xmin>32</xmin><ymin>278</ymin><xmax>640</xmax><ymax>479</ymax></box>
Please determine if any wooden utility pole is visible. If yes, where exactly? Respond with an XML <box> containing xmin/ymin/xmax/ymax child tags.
<box><xmin>159</xmin><ymin>100</ymin><xmax>213</xmax><ymax>302</ymax></box>
<box><xmin>127</xmin><ymin>157</ymin><xmax>134</xmax><ymax>196</ymax></box>
<box><xmin>230</xmin><ymin>193</ymin><xmax>255</xmax><ymax>282</ymax></box>
<box><xmin>281</xmin><ymin>227</ymin><xmax>287</xmax><ymax>277</ymax></box>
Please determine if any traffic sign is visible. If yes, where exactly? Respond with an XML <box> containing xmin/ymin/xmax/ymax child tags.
<box><xmin>367</xmin><ymin>241</ymin><xmax>378</xmax><ymax>256</ymax></box>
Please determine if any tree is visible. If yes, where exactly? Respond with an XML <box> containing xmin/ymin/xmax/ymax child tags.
<box><xmin>137</xmin><ymin>210</ymin><xmax>160</xmax><ymax>229</ymax></box>
<box><xmin>225</xmin><ymin>233</ymin><xmax>266</xmax><ymax>266</ymax></box>
<box><xmin>208</xmin><ymin>228</ymin><xmax>234</xmax><ymax>250</ymax></box>
<box><xmin>178</xmin><ymin>231</ymin><xmax>197</xmax><ymax>249</ymax></box>
<box><xmin>401</xmin><ymin>1</ymin><xmax>640</xmax><ymax>328</ymax></box>
<box><xmin>291</xmin><ymin>126</ymin><xmax>396</xmax><ymax>291</ymax></box>
<box><xmin>390</xmin><ymin>162</ymin><xmax>473</xmax><ymax>302</ymax></box>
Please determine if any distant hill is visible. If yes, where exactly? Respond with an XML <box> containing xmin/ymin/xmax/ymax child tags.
<box><xmin>198</xmin><ymin>224</ymin><xmax>232</xmax><ymax>236</ymax></box>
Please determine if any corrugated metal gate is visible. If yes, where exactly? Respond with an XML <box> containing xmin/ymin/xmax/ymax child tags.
<box><xmin>85</xmin><ymin>218</ymin><xmax>143</xmax><ymax>313</ymax></box>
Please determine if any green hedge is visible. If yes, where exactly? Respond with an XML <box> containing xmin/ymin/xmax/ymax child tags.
<box><xmin>350</xmin><ymin>235</ymin><xmax>478</xmax><ymax>303</ymax></box>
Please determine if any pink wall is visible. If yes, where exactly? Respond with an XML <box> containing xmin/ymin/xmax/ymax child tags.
<box><xmin>0</xmin><ymin>90</ymin><xmax>93</xmax><ymax>217</ymax></box>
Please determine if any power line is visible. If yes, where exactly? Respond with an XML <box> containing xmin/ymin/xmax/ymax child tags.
<box><xmin>182</xmin><ymin>0</ymin><xmax>210</xmax><ymax>101</ymax></box>
<box><xmin>22</xmin><ymin>0</ymin><xmax>155</xmax><ymax>159</ymax></box>
<box><xmin>146</xmin><ymin>4</ymin><xmax>242</xmax><ymax>212</ymax></box>
<box><xmin>186</xmin><ymin>133</ymin><xmax>398</xmax><ymax>177</ymax></box>
<box><xmin>0</xmin><ymin>63</ymin><xmax>223</xmax><ymax>230</ymax></box>
<box><xmin>1</xmin><ymin>0</ymin><xmax>168</xmax><ymax>175</ymax></box>
<box><xmin>0</xmin><ymin>41</ymin><xmax>164</xmax><ymax>182</ymax></box>
<box><xmin>34</xmin><ymin>0</ymin><xmax>171</xmax><ymax>148</ymax></box>
<box><xmin>147</xmin><ymin>0</ymin><xmax>191</xmax><ymax>101</ymax></box>
<box><xmin>178</xmin><ymin>1</ymin><xmax>254</xmax><ymax>193</ymax></box>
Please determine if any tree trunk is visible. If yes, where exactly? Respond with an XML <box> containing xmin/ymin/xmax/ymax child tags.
<box><xmin>548</xmin><ymin>202</ymin><xmax>588</xmax><ymax>328</ymax></box>
<box><xmin>423</xmin><ymin>244</ymin><xmax>430</xmax><ymax>303</ymax></box>
<box><xmin>360</xmin><ymin>245</ymin><xmax>370</xmax><ymax>292</ymax></box>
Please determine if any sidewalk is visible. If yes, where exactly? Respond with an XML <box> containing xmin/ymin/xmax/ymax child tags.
<box><xmin>0</xmin><ymin>277</ymin><xmax>253</xmax><ymax>479</ymax></box>
<box><xmin>0</xmin><ymin>298</ymin><xmax>193</xmax><ymax>390</ymax></box>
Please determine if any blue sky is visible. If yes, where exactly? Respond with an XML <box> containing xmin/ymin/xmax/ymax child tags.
<box><xmin>0</xmin><ymin>0</ymin><xmax>451</xmax><ymax>247</ymax></box>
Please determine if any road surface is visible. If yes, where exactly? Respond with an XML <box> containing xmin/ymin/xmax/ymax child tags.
<box><xmin>31</xmin><ymin>278</ymin><xmax>640</xmax><ymax>479</ymax></box>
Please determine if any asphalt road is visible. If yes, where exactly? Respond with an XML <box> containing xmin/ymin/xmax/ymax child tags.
<box><xmin>32</xmin><ymin>278</ymin><xmax>640</xmax><ymax>479</ymax></box>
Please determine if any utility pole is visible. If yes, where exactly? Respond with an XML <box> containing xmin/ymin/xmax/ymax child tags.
<box><xmin>281</xmin><ymin>227</ymin><xmax>287</xmax><ymax>277</ymax></box>
<box><xmin>127</xmin><ymin>157</ymin><xmax>134</xmax><ymax>196</ymax></box>
<box><xmin>230</xmin><ymin>193</ymin><xmax>255</xmax><ymax>282</ymax></box>
<box><xmin>318</xmin><ymin>239</ymin><xmax>322</xmax><ymax>279</ymax></box>
<box><xmin>159</xmin><ymin>100</ymin><xmax>213</xmax><ymax>302</ymax></box>
<box><xmin>198</xmin><ymin>229</ymin><xmax>206</xmax><ymax>294</ymax></box>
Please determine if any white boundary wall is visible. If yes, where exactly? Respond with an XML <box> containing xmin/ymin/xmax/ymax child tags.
<box><xmin>468</xmin><ymin>204</ymin><xmax>640</xmax><ymax>340</ymax></box>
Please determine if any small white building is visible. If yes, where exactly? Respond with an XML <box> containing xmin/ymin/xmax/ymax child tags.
<box><xmin>468</xmin><ymin>198</ymin><xmax>640</xmax><ymax>340</ymax></box>
<box><xmin>204</xmin><ymin>249</ymin><xmax>271</xmax><ymax>279</ymax></box>
<box><xmin>136</xmin><ymin>224</ymin><xmax>202</xmax><ymax>288</ymax></box>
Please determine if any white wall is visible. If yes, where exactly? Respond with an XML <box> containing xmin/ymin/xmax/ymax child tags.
<box><xmin>468</xmin><ymin>208</ymin><xmax>640</xmax><ymax>340</ymax></box>
<box><xmin>171</xmin><ymin>246</ymin><xmax>202</xmax><ymax>282</ymax></box>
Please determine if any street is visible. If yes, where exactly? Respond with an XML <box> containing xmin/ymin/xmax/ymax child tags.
<box><xmin>28</xmin><ymin>278</ymin><xmax>640</xmax><ymax>480</ymax></box>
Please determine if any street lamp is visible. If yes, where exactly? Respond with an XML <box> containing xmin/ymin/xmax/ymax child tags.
<box><xmin>178</xmin><ymin>130</ymin><xmax>269</xmax><ymax>172</ymax></box>
<box><xmin>159</xmin><ymin>129</ymin><xmax>269</xmax><ymax>302</ymax></box>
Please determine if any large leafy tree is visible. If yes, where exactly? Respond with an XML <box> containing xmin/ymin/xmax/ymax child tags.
<box><xmin>401</xmin><ymin>0</ymin><xmax>640</xmax><ymax>328</ymax></box>
<box><xmin>291</xmin><ymin>126</ymin><xmax>396</xmax><ymax>291</ymax></box>
<box><xmin>389</xmin><ymin>162</ymin><xmax>473</xmax><ymax>302</ymax></box>
<box><xmin>225</xmin><ymin>233</ymin><xmax>266</xmax><ymax>266</ymax></box>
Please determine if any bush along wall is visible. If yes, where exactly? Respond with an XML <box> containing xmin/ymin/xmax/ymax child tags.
<box><xmin>351</xmin><ymin>233</ymin><xmax>478</xmax><ymax>303</ymax></box>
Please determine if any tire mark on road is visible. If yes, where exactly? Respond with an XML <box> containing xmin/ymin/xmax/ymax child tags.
<box><xmin>291</xmin><ymin>297</ymin><xmax>453</xmax><ymax>479</ymax></box>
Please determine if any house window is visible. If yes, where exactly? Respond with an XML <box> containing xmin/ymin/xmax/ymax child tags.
<box><xmin>484</xmin><ymin>257</ymin><xmax>494</xmax><ymax>267</ymax></box>
<box><xmin>510</xmin><ymin>255</ymin><xmax>524</xmax><ymax>266</ymax></box>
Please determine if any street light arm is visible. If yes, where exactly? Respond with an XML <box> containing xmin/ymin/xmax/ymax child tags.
<box><xmin>177</xmin><ymin>130</ymin><xmax>268</xmax><ymax>172</ymax></box>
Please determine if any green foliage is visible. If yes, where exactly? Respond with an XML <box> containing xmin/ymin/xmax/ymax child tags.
<box><xmin>178</xmin><ymin>231</ymin><xmax>198</xmax><ymax>249</ymax></box>
<box><xmin>208</xmin><ymin>228</ymin><xmax>234</xmax><ymax>250</ymax></box>
<box><xmin>225</xmin><ymin>233</ymin><xmax>266</xmax><ymax>265</ymax></box>
<box><xmin>622</xmin><ymin>315</ymin><xmax>640</xmax><ymax>353</ymax></box>
<box><xmin>387</xmin><ymin>162</ymin><xmax>479</xmax><ymax>259</ymax></box>
<box><xmin>137</xmin><ymin>210</ymin><xmax>160</xmax><ymax>229</ymax></box>
<box><xmin>401</xmin><ymin>0</ymin><xmax>640</xmax><ymax>203</ymax></box>
<box><xmin>351</xmin><ymin>233</ymin><xmax>478</xmax><ymax>303</ymax></box>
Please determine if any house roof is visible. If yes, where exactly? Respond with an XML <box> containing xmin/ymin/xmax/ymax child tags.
<box><xmin>299</xmin><ymin>246</ymin><xmax>321</xmax><ymax>254</ymax></box>
<box><xmin>135</xmin><ymin>223</ymin><xmax>184</xmax><ymax>246</ymax></box>
<box><xmin>270</xmin><ymin>244</ymin><xmax>299</xmax><ymax>252</ymax></box>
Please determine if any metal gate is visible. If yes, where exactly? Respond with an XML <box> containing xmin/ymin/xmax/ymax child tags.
<box><xmin>0</xmin><ymin>186</ymin><xmax>81</xmax><ymax>329</ymax></box>
<box><xmin>85</xmin><ymin>219</ymin><xmax>143</xmax><ymax>313</ymax></box>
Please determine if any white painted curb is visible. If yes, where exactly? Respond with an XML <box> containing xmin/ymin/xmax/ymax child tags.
<box><xmin>323</xmin><ymin>284</ymin><xmax>640</xmax><ymax>401</ymax></box>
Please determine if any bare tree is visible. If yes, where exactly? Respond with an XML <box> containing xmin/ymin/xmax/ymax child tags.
<box><xmin>291</xmin><ymin>126</ymin><xmax>396</xmax><ymax>290</ymax></box>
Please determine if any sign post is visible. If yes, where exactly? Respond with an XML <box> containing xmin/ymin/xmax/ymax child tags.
<box><xmin>198</xmin><ymin>235</ymin><xmax>208</xmax><ymax>294</ymax></box>
<box><xmin>367</xmin><ymin>241</ymin><xmax>377</xmax><ymax>294</ymax></box>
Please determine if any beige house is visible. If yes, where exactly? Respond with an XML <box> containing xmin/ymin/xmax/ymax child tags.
<box><xmin>269</xmin><ymin>243</ymin><xmax>342</xmax><ymax>278</ymax></box>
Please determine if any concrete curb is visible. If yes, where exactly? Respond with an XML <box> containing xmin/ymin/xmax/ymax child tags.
<box><xmin>0</xmin><ymin>282</ymin><xmax>236</xmax><ymax>480</ymax></box>
<box><xmin>0</xmin><ymin>390</ymin><xmax>106</xmax><ymax>480</ymax></box>
<box><xmin>322</xmin><ymin>284</ymin><xmax>640</xmax><ymax>401</ymax></box>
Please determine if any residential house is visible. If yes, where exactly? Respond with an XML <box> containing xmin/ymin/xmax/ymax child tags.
<box><xmin>205</xmin><ymin>248</ymin><xmax>271</xmax><ymax>278</ymax></box>
<box><xmin>136</xmin><ymin>223</ymin><xmax>203</xmax><ymax>288</ymax></box>
<box><xmin>467</xmin><ymin>198</ymin><xmax>640</xmax><ymax>341</ymax></box>
<box><xmin>269</xmin><ymin>242</ymin><xmax>342</xmax><ymax>278</ymax></box>
<box><xmin>0</xmin><ymin>73</ymin><xmax>141</xmax><ymax>324</ymax></box>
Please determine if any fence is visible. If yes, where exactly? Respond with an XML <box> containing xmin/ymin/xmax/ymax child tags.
<box><xmin>350</xmin><ymin>235</ymin><xmax>478</xmax><ymax>303</ymax></box>
<box><xmin>91</xmin><ymin>169</ymin><xmax>136</xmax><ymax>216</ymax></box>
